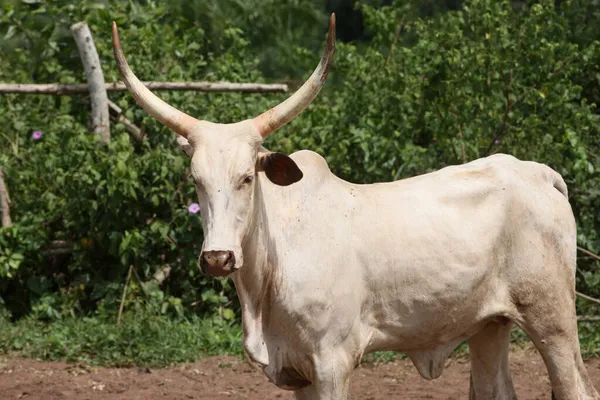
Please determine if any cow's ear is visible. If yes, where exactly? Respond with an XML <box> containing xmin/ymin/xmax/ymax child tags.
<box><xmin>176</xmin><ymin>135</ymin><xmax>194</xmax><ymax>158</ymax></box>
<box><xmin>257</xmin><ymin>152</ymin><xmax>303</xmax><ymax>186</ymax></box>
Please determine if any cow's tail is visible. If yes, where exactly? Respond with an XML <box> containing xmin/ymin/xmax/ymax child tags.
<box><xmin>552</xmin><ymin>171</ymin><xmax>569</xmax><ymax>200</ymax></box>
<box><xmin>550</xmin><ymin>168</ymin><xmax>568</xmax><ymax>199</ymax></box>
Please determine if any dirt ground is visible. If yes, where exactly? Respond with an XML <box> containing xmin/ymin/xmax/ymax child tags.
<box><xmin>1</xmin><ymin>349</ymin><xmax>599</xmax><ymax>399</ymax></box>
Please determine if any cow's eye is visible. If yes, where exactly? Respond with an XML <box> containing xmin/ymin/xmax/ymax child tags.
<box><xmin>243</xmin><ymin>175</ymin><xmax>254</xmax><ymax>184</ymax></box>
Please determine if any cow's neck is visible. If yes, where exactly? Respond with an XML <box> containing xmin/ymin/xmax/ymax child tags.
<box><xmin>231</xmin><ymin>177</ymin><xmax>275</xmax><ymax>366</ymax></box>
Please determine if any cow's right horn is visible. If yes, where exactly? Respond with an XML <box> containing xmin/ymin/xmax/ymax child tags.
<box><xmin>112</xmin><ymin>22</ymin><xmax>199</xmax><ymax>138</ymax></box>
<box><xmin>252</xmin><ymin>13</ymin><xmax>336</xmax><ymax>138</ymax></box>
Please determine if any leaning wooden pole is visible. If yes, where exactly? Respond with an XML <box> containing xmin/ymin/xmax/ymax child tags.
<box><xmin>71</xmin><ymin>22</ymin><xmax>110</xmax><ymax>143</ymax></box>
<box><xmin>108</xmin><ymin>99</ymin><xmax>145</xmax><ymax>142</ymax></box>
<box><xmin>0</xmin><ymin>82</ymin><xmax>289</xmax><ymax>94</ymax></box>
<box><xmin>0</xmin><ymin>168</ymin><xmax>12</xmax><ymax>227</ymax></box>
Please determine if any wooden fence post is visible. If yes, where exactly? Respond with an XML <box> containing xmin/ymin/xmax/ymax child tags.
<box><xmin>0</xmin><ymin>168</ymin><xmax>12</xmax><ymax>227</ymax></box>
<box><xmin>71</xmin><ymin>22</ymin><xmax>110</xmax><ymax>143</ymax></box>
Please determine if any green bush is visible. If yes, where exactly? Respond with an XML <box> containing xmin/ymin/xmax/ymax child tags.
<box><xmin>0</xmin><ymin>0</ymin><xmax>598</xmax><ymax>333</ymax></box>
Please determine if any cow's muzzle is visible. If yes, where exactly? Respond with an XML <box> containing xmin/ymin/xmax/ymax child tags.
<box><xmin>200</xmin><ymin>250</ymin><xmax>235</xmax><ymax>277</ymax></box>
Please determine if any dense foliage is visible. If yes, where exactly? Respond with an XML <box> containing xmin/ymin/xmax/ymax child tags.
<box><xmin>0</xmin><ymin>0</ymin><xmax>599</xmax><ymax>354</ymax></box>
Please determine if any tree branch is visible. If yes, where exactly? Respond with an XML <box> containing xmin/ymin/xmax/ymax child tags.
<box><xmin>577</xmin><ymin>246</ymin><xmax>600</xmax><ymax>263</ymax></box>
<box><xmin>108</xmin><ymin>100</ymin><xmax>145</xmax><ymax>142</ymax></box>
<box><xmin>117</xmin><ymin>264</ymin><xmax>134</xmax><ymax>326</ymax></box>
<box><xmin>150</xmin><ymin>264</ymin><xmax>171</xmax><ymax>285</ymax></box>
<box><xmin>577</xmin><ymin>291</ymin><xmax>600</xmax><ymax>306</ymax></box>
<box><xmin>577</xmin><ymin>315</ymin><xmax>600</xmax><ymax>322</ymax></box>
<box><xmin>487</xmin><ymin>71</ymin><xmax>512</xmax><ymax>154</ymax></box>
<box><xmin>44</xmin><ymin>240</ymin><xmax>74</xmax><ymax>256</ymax></box>
<box><xmin>486</xmin><ymin>58</ymin><xmax>574</xmax><ymax>155</ymax></box>
<box><xmin>0</xmin><ymin>168</ymin><xmax>12</xmax><ymax>227</ymax></box>
<box><xmin>385</xmin><ymin>17</ymin><xmax>405</xmax><ymax>67</ymax></box>
<box><xmin>0</xmin><ymin>82</ymin><xmax>289</xmax><ymax>94</ymax></box>
<box><xmin>457</xmin><ymin>123</ymin><xmax>466</xmax><ymax>164</ymax></box>
<box><xmin>449</xmin><ymin>108</ymin><xmax>467</xmax><ymax>164</ymax></box>
<box><xmin>131</xmin><ymin>265</ymin><xmax>171</xmax><ymax>298</ymax></box>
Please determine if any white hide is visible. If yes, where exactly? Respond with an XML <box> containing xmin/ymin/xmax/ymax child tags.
<box><xmin>222</xmin><ymin>149</ymin><xmax>598</xmax><ymax>400</ymax></box>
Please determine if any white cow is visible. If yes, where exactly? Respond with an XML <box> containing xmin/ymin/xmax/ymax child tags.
<box><xmin>112</xmin><ymin>14</ymin><xmax>599</xmax><ymax>400</ymax></box>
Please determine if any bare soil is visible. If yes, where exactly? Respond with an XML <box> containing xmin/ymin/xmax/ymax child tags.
<box><xmin>1</xmin><ymin>349</ymin><xmax>599</xmax><ymax>399</ymax></box>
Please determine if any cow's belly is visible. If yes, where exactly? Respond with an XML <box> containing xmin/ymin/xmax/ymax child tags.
<box><xmin>361</xmin><ymin>247</ymin><xmax>514</xmax><ymax>379</ymax></box>
<box><xmin>364</xmin><ymin>248</ymin><xmax>512</xmax><ymax>344</ymax></box>
<box><xmin>367</xmin><ymin>277</ymin><xmax>509</xmax><ymax>343</ymax></box>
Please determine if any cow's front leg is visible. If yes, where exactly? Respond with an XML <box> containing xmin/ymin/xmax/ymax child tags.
<box><xmin>294</xmin><ymin>384</ymin><xmax>320</xmax><ymax>400</ymax></box>
<box><xmin>293</xmin><ymin>377</ymin><xmax>351</xmax><ymax>400</ymax></box>
<box><xmin>293</xmin><ymin>356</ymin><xmax>353</xmax><ymax>400</ymax></box>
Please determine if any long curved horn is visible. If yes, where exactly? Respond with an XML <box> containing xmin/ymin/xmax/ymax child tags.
<box><xmin>112</xmin><ymin>22</ymin><xmax>199</xmax><ymax>138</ymax></box>
<box><xmin>252</xmin><ymin>13</ymin><xmax>336</xmax><ymax>138</ymax></box>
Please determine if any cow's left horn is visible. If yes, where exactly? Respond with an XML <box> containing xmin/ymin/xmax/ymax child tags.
<box><xmin>252</xmin><ymin>13</ymin><xmax>336</xmax><ymax>138</ymax></box>
<box><xmin>112</xmin><ymin>22</ymin><xmax>199</xmax><ymax>138</ymax></box>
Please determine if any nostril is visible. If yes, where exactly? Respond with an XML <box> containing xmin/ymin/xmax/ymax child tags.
<box><xmin>201</xmin><ymin>250</ymin><xmax>235</xmax><ymax>269</ymax></box>
<box><xmin>224</xmin><ymin>251</ymin><xmax>234</xmax><ymax>265</ymax></box>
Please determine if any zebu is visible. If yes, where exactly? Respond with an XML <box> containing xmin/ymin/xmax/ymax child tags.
<box><xmin>112</xmin><ymin>15</ymin><xmax>599</xmax><ymax>399</ymax></box>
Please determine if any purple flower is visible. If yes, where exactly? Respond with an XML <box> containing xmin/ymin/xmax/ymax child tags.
<box><xmin>188</xmin><ymin>203</ymin><xmax>200</xmax><ymax>214</ymax></box>
<box><xmin>494</xmin><ymin>139</ymin><xmax>500</xmax><ymax>145</ymax></box>
<box><xmin>32</xmin><ymin>131</ymin><xmax>42</xmax><ymax>140</ymax></box>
